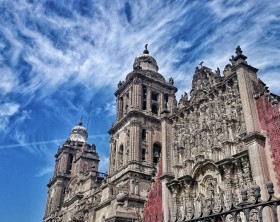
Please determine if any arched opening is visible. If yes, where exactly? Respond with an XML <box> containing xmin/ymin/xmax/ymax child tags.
<box><xmin>151</xmin><ymin>91</ymin><xmax>159</xmax><ymax>114</ymax></box>
<box><xmin>141</xmin><ymin>148</ymin><xmax>146</xmax><ymax>161</ymax></box>
<box><xmin>153</xmin><ymin>143</ymin><xmax>161</xmax><ymax>164</ymax></box>
<box><xmin>142</xmin><ymin>85</ymin><xmax>147</xmax><ymax>110</ymax></box>
<box><xmin>142</xmin><ymin>129</ymin><xmax>146</xmax><ymax>141</ymax></box>
<box><xmin>66</xmin><ymin>154</ymin><xmax>74</xmax><ymax>175</ymax></box>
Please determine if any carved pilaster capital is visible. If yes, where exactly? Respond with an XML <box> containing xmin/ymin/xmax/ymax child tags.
<box><xmin>130</xmin><ymin>119</ymin><xmax>142</xmax><ymax>127</ymax></box>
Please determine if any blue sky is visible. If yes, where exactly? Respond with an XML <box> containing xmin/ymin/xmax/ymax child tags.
<box><xmin>0</xmin><ymin>0</ymin><xmax>279</xmax><ymax>221</ymax></box>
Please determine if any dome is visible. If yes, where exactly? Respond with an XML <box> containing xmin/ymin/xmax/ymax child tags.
<box><xmin>69</xmin><ymin>121</ymin><xmax>88</xmax><ymax>143</ymax></box>
<box><xmin>133</xmin><ymin>44</ymin><xmax>159</xmax><ymax>72</ymax></box>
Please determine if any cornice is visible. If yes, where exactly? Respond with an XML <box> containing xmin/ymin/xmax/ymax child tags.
<box><xmin>108</xmin><ymin>110</ymin><xmax>161</xmax><ymax>134</ymax></box>
<box><xmin>62</xmin><ymin>192</ymin><xmax>83</xmax><ymax>207</ymax></box>
<box><xmin>235</xmin><ymin>63</ymin><xmax>258</xmax><ymax>73</ymax></box>
<box><xmin>242</xmin><ymin>131</ymin><xmax>266</xmax><ymax>143</ymax></box>
<box><xmin>115</xmin><ymin>71</ymin><xmax>177</xmax><ymax>97</ymax></box>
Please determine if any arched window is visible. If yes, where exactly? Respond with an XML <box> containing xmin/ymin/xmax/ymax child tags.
<box><xmin>141</xmin><ymin>148</ymin><xmax>146</xmax><ymax>161</ymax></box>
<box><xmin>142</xmin><ymin>85</ymin><xmax>147</xmax><ymax>110</ymax></box>
<box><xmin>142</xmin><ymin>129</ymin><xmax>146</xmax><ymax>140</ymax></box>
<box><xmin>153</xmin><ymin>143</ymin><xmax>161</xmax><ymax>164</ymax></box>
<box><xmin>66</xmin><ymin>154</ymin><xmax>73</xmax><ymax>175</ymax></box>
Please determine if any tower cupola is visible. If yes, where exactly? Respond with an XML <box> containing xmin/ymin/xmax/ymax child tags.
<box><xmin>133</xmin><ymin>44</ymin><xmax>159</xmax><ymax>72</ymax></box>
<box><xmin>69</xmin><ymin>121</ymin><xmax>88</xmax><ymax>143</ymax></box>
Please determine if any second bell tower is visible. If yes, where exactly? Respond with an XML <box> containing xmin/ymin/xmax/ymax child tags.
<box><xmin>104</xmin><ymin>45</ymin><xmax>177</xmax><ymax>221</ymax></box>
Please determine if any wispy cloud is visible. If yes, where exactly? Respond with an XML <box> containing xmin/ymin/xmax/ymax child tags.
<box><xmin>0</xmin><ymin>102</ymin><xmax>20</xmax><ymax>131</ymax></box>
<box><xmin>0</xmin><ymin>133</ymin><xmax>108</xmax><ymax>149</ymax></box>
<box><xmin>0</xmin><ymin>102</ymin><xmax>19</xmax><ymax>116</ymax></box>
<box><xmin>0</xmin><ymin>0</ymin><xmax>279</xmax><ymax>155</ymax></box>
<box><xmin>36</xmin><ymin>165</ymin><xmax>54</xmax><ymax>177</ymax></box>
<box><xmin>0</xmin><ymin>67</ymin><xmax>18</xmax><ymax>95</ymax></box>
<box><xmin>0</xmin><ymin>1</ymin><xmax>280</xmax><ymax>221</ymax></box>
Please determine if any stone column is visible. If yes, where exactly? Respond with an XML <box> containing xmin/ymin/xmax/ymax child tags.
<box><xmin>137</xmin><ymin>84</ymin><xmax>142</xmax><ymax>110</ymax></box>
<box><xmin>159</xmin><ymin>93</ymin><xmax>164</xmax><ymax>114</ymax></box>
<box><xmin>52</xmin><ymin>181</ymin><xmax>63</xmax><ymax>212</ymax></box>
<box><xmin>146</xmin><ymin>126</ymin><xmax>153</xmax><ymax>165</ymax></box>
<box><xmin>116</xmin><ymin>97</ymin><xmax>120</xmax><ymax>120</ymax></box>
<box><xmin>161</xmin><ymin>110</ymin><xmax>174</xmax><ymax>222</ymax></box>
<box><xmin>131</xmin><ymin>120</ymin><xmax>141</xmax><ymax>161</ymax></box>
<box><xmin>147</xmin><ymin>87</ymin><xmax>152</xmax><ymax>112</ymax></box>
<box><xmin>162</xmin><ymin>179</ymin><xmax>172</xmax><ymax>222</ymax></box>
<box><xmin>243</xmin><ymin>133</ymin><xmax>268</xmax><ymax>195</ymax></box>
<box><xmin>129</xmin><ymin>87</ymin><xmax>133</xmax><ymax>110</ymax></box>
<box><xmin>60</xmin><ymin>153</ymin><xmax>68</xmax><ymax>174</ymax></box>
<box><xmin>109</xmin><ymin>141</ymin><xmax>113</xmax><ymax>174</ymax></box>
<box><xmin>236</xmin><ymin>65</ymin><xmax>259</xmax><ymax>133</ymax></box>
<box><xmin>118</xmin><ymin>97</ymin><xmax>123</xmax><ymax>119</ymax></box>
<box><xmin>123</xmin><ymin>93</ymin><xmax>127</xmax><ymax>115</ymax></box>
<box><xmin>132</xmin><ymin>81</ymin><xmax>137</xmax><ymax>109</ymax></box>
<box><xmin>133</xmin><ymin>80</ymin><xmax>142</xmax><ymax>110</ymax></box>
<box><xmin>236</xmin><ymin>64</ymin><xmax>269</xmax><ymax>198</ymax></box>
<box><xmin>161</xmin><ymin>110</ymin><xmax>173</xmax><ymax>174</ymax></box>
<box><xmin>115</xmin><ymin>139</ymin><xmax>119</xmax><ymax>169</ymax></box>
<box><xmin>168</xmin><ymin>95</ymin><xmax>174</xmax><ymax>113</ymax></box>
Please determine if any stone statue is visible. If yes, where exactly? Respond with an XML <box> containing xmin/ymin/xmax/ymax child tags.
<box><xmin>169</xmin><ymin>77</ymin><xmax>174</xmax><ymax>85</ymax></box>
<box><xmin>216</xmin><ymin>68</ymin><xmax>220</xmax><ymax>76</ymax></box>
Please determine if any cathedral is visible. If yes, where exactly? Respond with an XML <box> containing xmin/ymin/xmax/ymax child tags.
<box><xmin>43</xmin><ymin>45</ymin><xmax>280</xmax><ymax>222</ymax></box>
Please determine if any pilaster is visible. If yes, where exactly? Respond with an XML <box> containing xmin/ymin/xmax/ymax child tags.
<box><xmin>236</xmin><ymin>64</ymin><xmax>259</xmax><ymax>133</ymax></box>
<box><xmin>131</xmin><ymin>120</ymin><xmax>141</xmax><ymax>161</ymax></box>
<box><xmin>147</xmin><ymin>87</ymin><xmax>152</xmax><ymax>112</ymax></box>
<box><xmin>146</xmin><ymin>126</ymin><xmax>153</xmax><ymax>164</ymax></box>
<box><xmin>243</xmin><ymin>132</ymin><xmax>269</xmax><ymax>196</ymax></box>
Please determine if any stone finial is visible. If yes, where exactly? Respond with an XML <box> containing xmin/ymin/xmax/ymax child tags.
<box><xmin>216</xmin><ymin>67</ymin><xmax>220</xmax><ymax>76</ymax></box>
<box><xmin>143</xmin><ymin>44</ymin><xmax>149</xmax><ymax>54</ymax></box>
<box><xmin>169</xmin><ymin>77</ymin><xmax>174</xmax><ymax>85</ymax></box>
<box><xmin>241</xmin><ymin>188</ymin><xmax>248</xmax><ymax>201</ymax></box>
<box><xmin>266</xmin><ymin>181</ymin><xmax>274</xmax><ymax>195</ymax></box>
<box><xmin>79</xmin><ymin>117</ymin><xmax>83</xmax><ymax>126</ymax></box>
<box><xmin>232</xmin><ymin>45</ymin><xmax>247</xmax><ymax>63</ymax></box>
<box><xmin>118</xmin><ymin>81</ymin><xmax>122</xmax><ymax>88</ymax></box>
<box><xmin>252</xmin><ymin>185</ymin><xmax>261</xmax><ymax>199</ymax></box>
<box><xmin>235</xmin><ymin>45</ymin><xmax>243</xmax><ymax>56</ymax></box>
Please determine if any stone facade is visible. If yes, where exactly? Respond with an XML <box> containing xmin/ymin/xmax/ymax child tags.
<box><xmin>43</xmin><ymin>46</ymin><xmax>280</xmax><ymax>222</ymax></box>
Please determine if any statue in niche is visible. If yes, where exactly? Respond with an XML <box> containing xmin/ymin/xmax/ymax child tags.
<box><xmin>195</xmin><ymin>193</ymin><xmax>205</xmax><ymax>217</ymax></box>
<box><xmin>169</xmin><ymin>77</ymin><xmax>174</xmax><ymax>85</ymax></box>
<box><xmin>126</xmin><ymin>130</ymin><xmax>130</xmax><ymax>146</ymax></box>
<box><xmin>118</xmin><ymin>158</ymin><xmax>123</xmax><ymax>168</ymax></box>
<box><xmin>118</xmin><ymin>81</ymin><xmax>122</xmax><ymax>88</ymax></box>
<box><xmin>179</xmin><ymin>92</ymin><xmax>189</xmax><ymax>108</ymax></box>
<box><xmin>201</xmin><ymin>135</ymin><xmax>207</xmax><ymax>150</ymax></box>
<box><xmin>215</xmin><ymin>67</ymin><xmax>221</xmax><ymax>76</ymax></box>
<box><xmin>213</xmin><ymin>130</ymin><xmax>218</xmax><ymax>145</ymax></box>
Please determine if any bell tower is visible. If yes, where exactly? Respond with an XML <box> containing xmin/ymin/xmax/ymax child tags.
<box><xmin>104</xmin><ymin>45</ymin><xmax>177</xmax><ymax>221</ymax></box>
<box><xmin>43</xmin><ymin>121</ymin><xmax>100</xmax><ymax>222</ymax></box>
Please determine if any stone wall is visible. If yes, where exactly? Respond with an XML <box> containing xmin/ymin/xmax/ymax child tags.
<box><xmin>256</xmin><ymin>94</ymin><xmax>280</xmax><ymax>188</ymax></box>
